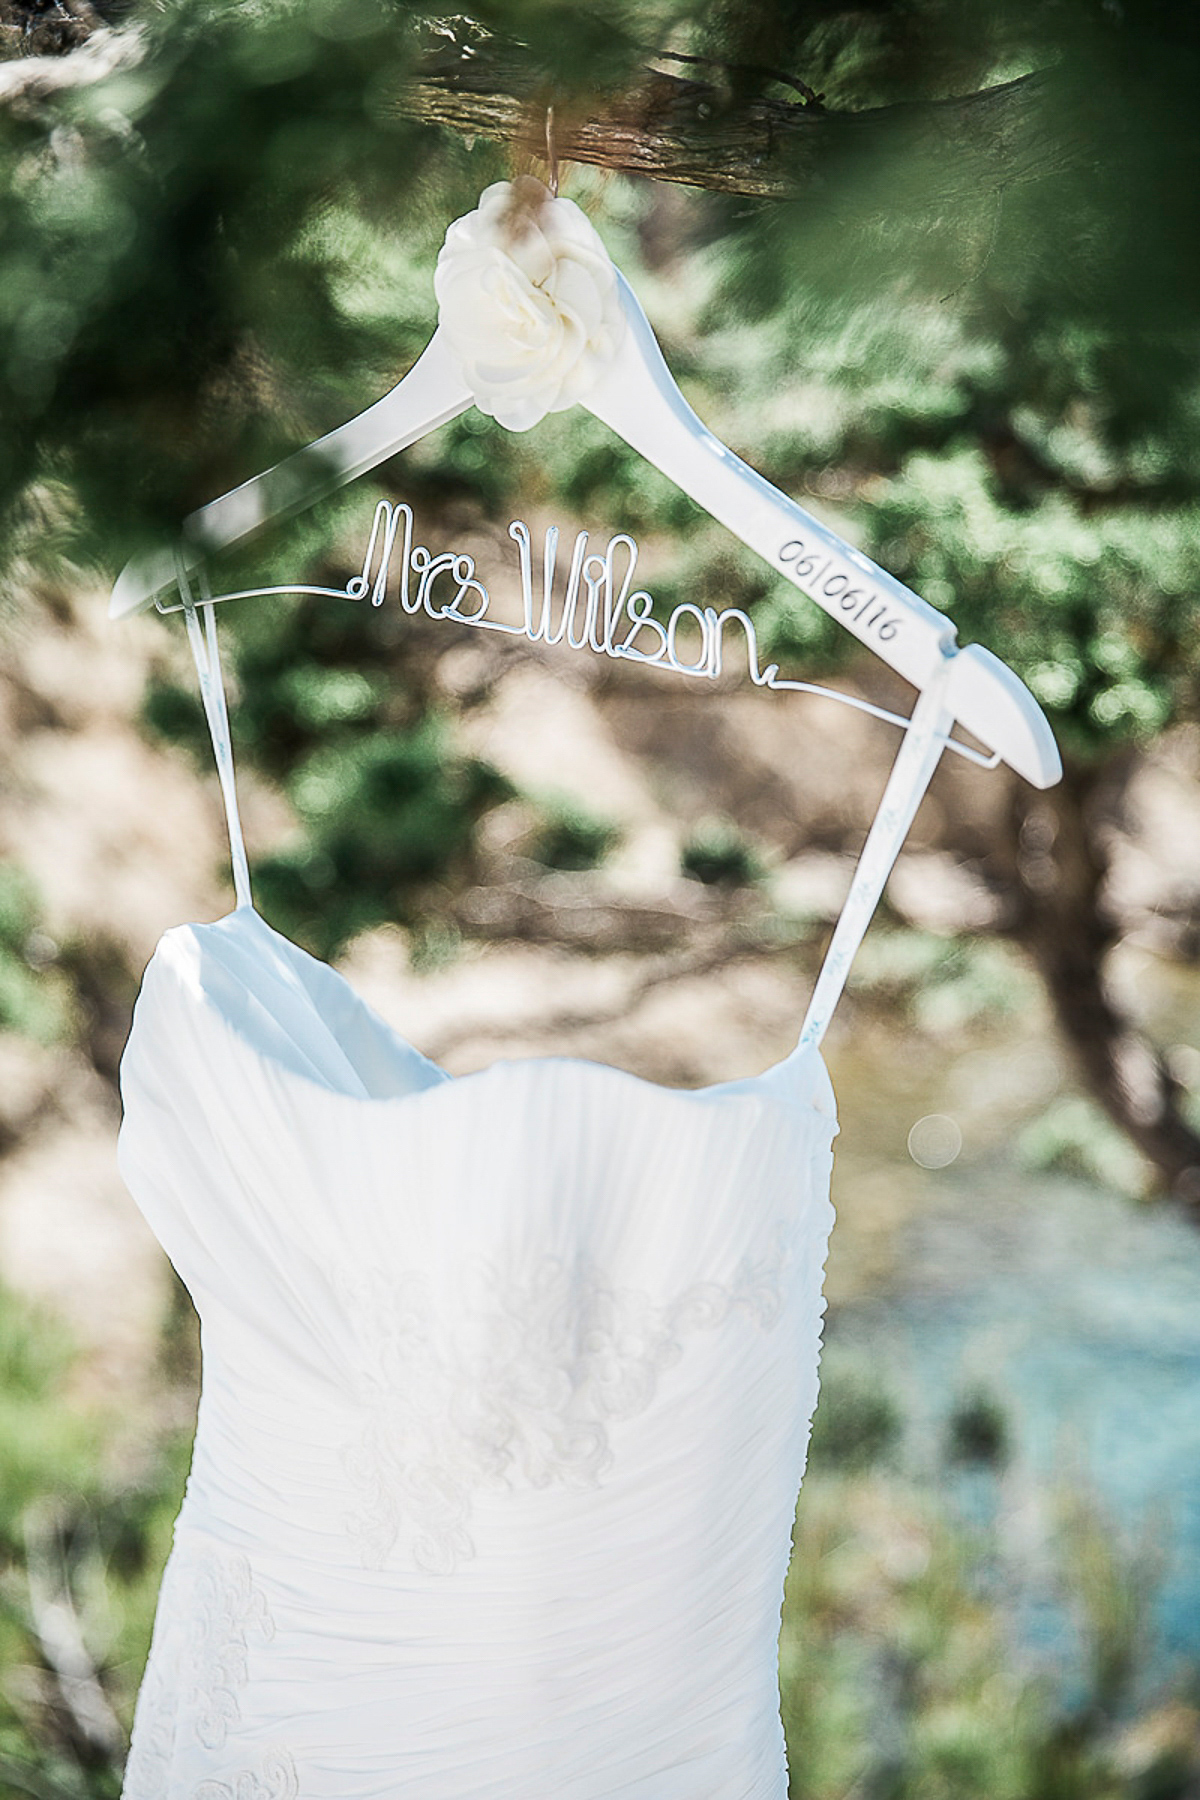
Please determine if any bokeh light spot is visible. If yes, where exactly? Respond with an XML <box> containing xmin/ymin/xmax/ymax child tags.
<box><xmin>907</xmin><ymin>1113</ymin><xmax>963</xmax><ymax>1169</ymax></box>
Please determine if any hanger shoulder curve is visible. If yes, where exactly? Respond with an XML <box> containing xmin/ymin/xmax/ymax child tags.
<box><xmin>587</xmin><ymin>275</ymin><xmax>955</xmax><ymax>695</ymax></box>
<box><xmin>587</xmin><ymin>276</ymin><xmax>1060</xmax><ymax>790</ymax></box>
<box><xmin>109</xmin><ymin>330</ymin><xmax>472</xmax><ymax>619</ymax></box>
<box><xmin>943</xmin><ymin>644</ymin><xmax>1060</xmax><ymax>789</ymax></box>
<box><xmin>106</xmin><ymin>226</ymin><xmax>1060</xmax><ymax>790</ymax></box>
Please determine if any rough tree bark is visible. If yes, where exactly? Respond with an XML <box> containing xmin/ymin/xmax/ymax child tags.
<box><xmin>404</xmin><ymin>47</ymin><xmax>1090</xmax><ymax>202</ymax></box>
<box><xmin>0</xmin><ymin>13</ymin><xmax>1099</xmax><ymax>205</ymax></box>
<box><xmin>1007</xmin><ymin>755</ymin><xmax>1200</xmax><ymax>1205</ymax></box>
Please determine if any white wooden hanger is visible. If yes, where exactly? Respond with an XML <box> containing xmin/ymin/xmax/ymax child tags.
<box><xmin>109</xmin><ymin>176</ymin><xmax>1061</xmax><ymax>1051</ymax></box>
<box><xmin>108</xmin><ymin>187</ymin><xmax>1058</xmax><ymax>793</ymax></box>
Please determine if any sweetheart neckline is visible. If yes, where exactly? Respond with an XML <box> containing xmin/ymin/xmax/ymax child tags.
<box><xmin>137</xmin><ymin>904</ymin><xmax>833</xmax><ymax>1115</ymax></box>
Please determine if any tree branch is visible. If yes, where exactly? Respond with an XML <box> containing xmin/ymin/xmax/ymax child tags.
<box><xmin>402</xmin><ymin>55</ymin><xmax>1089</xmax><ymax>201</ymax></box>
<box><xmin>0</xmin><ymin>22</ymin><xmax>142</xmax><ymax>111</ymax></box>
<box><xmin>0</xmin><ymin>11</ymin><xmax>1093</xmax><ymax>205</ymax></box>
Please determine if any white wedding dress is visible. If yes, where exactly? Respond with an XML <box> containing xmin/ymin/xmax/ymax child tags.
<box><xmin>117</xmin><ymin>608</ymin><xmax>839</xmax><ymax>1799</ymax></box>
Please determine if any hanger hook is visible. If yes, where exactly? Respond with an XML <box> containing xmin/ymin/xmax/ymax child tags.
<box><xmin>545</xmin><ymin>104</ymin><xmax>559</xmax><ymax>199</ymax></box>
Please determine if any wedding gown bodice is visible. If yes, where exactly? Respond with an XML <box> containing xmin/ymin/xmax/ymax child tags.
<box><xmin>118</xmin><ymin>901</ymin><xmax>837</xmax><ymax>1800</ymax></box>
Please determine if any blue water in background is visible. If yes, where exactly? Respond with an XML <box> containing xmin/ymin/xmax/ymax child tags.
<box><xmin>827</xmin><ymin>1166</ymin><xmax>1200</xmax><ymax>1705</ymax></box>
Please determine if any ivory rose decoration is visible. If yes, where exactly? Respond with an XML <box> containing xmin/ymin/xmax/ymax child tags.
<box><xmin>434</xmin><ymin>177</ymin><xmax>626</xmax><ymax>432</ymax></box>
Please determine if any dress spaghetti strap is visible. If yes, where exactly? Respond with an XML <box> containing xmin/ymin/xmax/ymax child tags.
<box><xmin>178</xmin><ymin>563</ymin><xmax>253</xmax><ymax>912</ymax></box>
<box><xmin>795</xmin><ymin>660</ymin><xmax>955</xmax><ymax>1053</ymax></box>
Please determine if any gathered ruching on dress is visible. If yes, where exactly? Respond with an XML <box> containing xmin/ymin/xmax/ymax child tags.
<box><xmin>119</xmin><ymin>907</ymin><xmax>836</xmax><ymax>1798</ymax></box>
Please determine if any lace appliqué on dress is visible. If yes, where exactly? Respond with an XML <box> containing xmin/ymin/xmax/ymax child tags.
<box><xmin>122</xmin><ymin>1554</ymin><xmax>188</xmax><ymax>1799</ymax></box>
<box><xmin>122</xmin><ymin>1547</ymin><xmax>286</xmax><ymax>1800</ymax></box>
<box><xmin>192</xmin><ymin>1749</ymin><xmax>299</xmax><ymax>1800</ymax></box>
<box><xmin>188</xmin><ymin>1549</ymin><xmax>276</xmax><ymax>1750</ymax></box>
<box><xmin>340</xmin><ymin>1228</ymin><xmax>793</xmax><ymax>1573</ymax></box>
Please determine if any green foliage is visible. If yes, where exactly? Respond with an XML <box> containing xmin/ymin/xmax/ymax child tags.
<box><xmin>0</xmin><ymin>1297</ymin><xmax>92</xmax><ymax>1557</ymax></box>
<box><xmin>850</xmin><ymin>929</ymin><xmax>1038</xmax><ymax>1033</ymax></box>
<box><xmin>0</xmin><ymin>1292</ymin><xmax>80</xmax><ymax>1511</ymax></box>
<box><xmin>0</xmin><ymin>0</ymin><xmax>686</xmax><ymax>571</ymax></box>
<box><xmin>0</xmin><ymin>865</ymin><xmax>69</xmax><ymax>1046</ymax></box>
<box><xmin>680</xmin><ymin>817</ymin><xmax>762</xmax><ymax>887</ymax></box>
<box><xmin>944</xmin><ymin>1388</ymin><xmax>1009</xmax><ymax>1467</ymax></box>
<box><xmin>0</xmin><ymin>1280</ymin><xmax>1195</xmax><ymax>1797</ymax></box>
<box><xmin>1019</xmin><ymin>1095</ymin><xmax>1150</xmax><ymax>1199</ymax></box>
<box><xmin>693</xmin><ymin>6</ymin><xmax>1200</xmax><ymax>757</ymax></box>
<box><xmin>526</xmin><ymin>798</ymin><xmax>619</xmax><ymax>872</ymax></box>
<box><xmin>694</xmin><ymin>278</ymin><xmax>1200</xmax><ymax>753</ymax></box>
<box><xmin>3</xmin><ymin>7</ymin><xmax>1200</xmax><ymax>1789</ymax></box>
<box><xmin>781</xmin><ymin>1463</ymin><xmax>1192</xmax><ymax>1800</ymax></box>
<box><xmin>0</xmin><ymin>1281</ymin><xmax>193</xmax><ymax>1798</ymax></box>
<box><xmin>256</xmin><ymin>718</ymin><xmax>510</xmax><ymax>957</ymax></box>
<box><xmin>4</xmin><ymin>0</ymin><xmax>1199</xmax><ymax>971</ymax></box>
<box><xmin>2</xmin><ymin>0</ymin><xmax>1196</xmax><ymax>720</ymax></box>
<box><xmin>866</xmin><ymin>445</ymin><xmax>1196</xmax><ymax>754</ymax></box>
<box><xmin>807</xmin><ymin>1354</ymin><xmax>903</xmax><ymax>1472</ymax></box>
<box><xmin>144</xmin><ymin>595</ymin><xmax>512</xmax><ymax>958</ymax></box>
<box><xmin>3</xmin><ymin>3</ymin><xmax>422</xmax><ymax>546</ymax></box>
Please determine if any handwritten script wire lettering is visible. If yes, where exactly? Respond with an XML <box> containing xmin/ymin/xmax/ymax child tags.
<box><xmin>190</xmin><ymin>501</ymin><xmax>997</xmax><ymax>763</ymax></box>
<box><xmin>265</xmin><ymin>500</ymin><xmax>873</xmax><ymax>692</ymax></box>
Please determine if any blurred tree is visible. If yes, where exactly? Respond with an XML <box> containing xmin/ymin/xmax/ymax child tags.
<box><xmin>2</xmin><ymin>0</ymin><xmax>1200</xmax><ymax>1199</ymax></box>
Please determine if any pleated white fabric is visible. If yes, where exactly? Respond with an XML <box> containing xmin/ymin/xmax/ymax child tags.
<box><xmin>118</xmin><ymin>904</ymin><xmax>837</xmax><ymax>1799</ymax></box>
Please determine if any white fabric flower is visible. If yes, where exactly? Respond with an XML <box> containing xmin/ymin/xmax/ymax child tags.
<box><xmin>434</xmin><ymin>176</ymin><xmax>626</xmax><ymax>433</ymax></box>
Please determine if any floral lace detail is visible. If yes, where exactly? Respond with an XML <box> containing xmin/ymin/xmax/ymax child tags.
<box><xmin>123</xmin><ymin>1668</ymin><xmax>175</xmax><ymax>1798</ymax></box>
<box><xmin>122</xmin><ymin>1555</ymin><xmax>188</xmax><ymax>1797</ymax></box>
<box><xmin>187</xmin><ymin>1549</ymin><xmax>275</xmax><ymax>1750</ymax></box>
<box><xmin>192</xmin><ymin>1748</ymin><xmax>299</xmax><ymax>1800</ymax></box>
<box><xmin>121</xmin><ymin>1547</ymin><xmax>282</xmax><ymax>1799</ymax></box>
<box><xmin>339</xmin><ymin>1227</ymin><xmax>793</xmax><ymax>1573</ymax></box>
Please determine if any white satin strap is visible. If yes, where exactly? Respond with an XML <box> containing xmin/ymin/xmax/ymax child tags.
<box><xmin>796</xmin><ymin>657</ymin><xmax>956</xmax><ymax>1053</ymax></box>
<box><xmin>178</xmin><ymin>561</ymin><xmax>253</xmax><ymax>912</ymax></box>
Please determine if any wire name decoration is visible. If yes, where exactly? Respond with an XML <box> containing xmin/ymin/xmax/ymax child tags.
<box><xmin>177</xmin><ymin>499</ymin><xmax>995</xmax><ymax>762</ymax></box>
